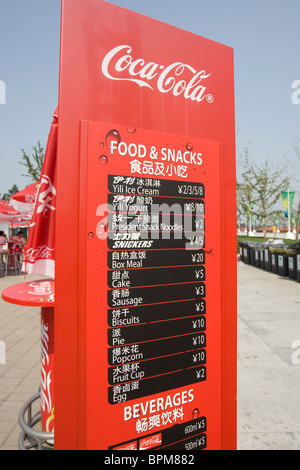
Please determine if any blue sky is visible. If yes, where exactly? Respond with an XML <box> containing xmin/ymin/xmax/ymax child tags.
<box><xmin>0</xmin><ymin>0</ymin><xmax>299</xmax><ymax>196</ymax></box>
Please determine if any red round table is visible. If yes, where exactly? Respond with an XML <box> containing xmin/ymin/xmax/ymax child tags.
<box><xmin>2</xmin><ymin>279</ymin><xmax>55</xmax><ymax>438</ymax></box>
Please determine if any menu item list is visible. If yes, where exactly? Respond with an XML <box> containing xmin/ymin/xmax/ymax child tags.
<box><xmin>106</xmin><ymin>175</ymin><xmax>207</xmax><ymax>448</ymax></box>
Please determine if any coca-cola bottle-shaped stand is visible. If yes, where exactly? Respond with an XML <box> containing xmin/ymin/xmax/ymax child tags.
<box><xmin>1</xmin><ymin>279</ymin><xmax>55</xmax><ymax>449</ymax></box>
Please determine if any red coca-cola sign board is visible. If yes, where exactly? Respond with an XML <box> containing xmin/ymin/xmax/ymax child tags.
<box><xmin>55</xmin><ymin>0</ymin><xmax>236</xmax><ymax>450</ymax></box>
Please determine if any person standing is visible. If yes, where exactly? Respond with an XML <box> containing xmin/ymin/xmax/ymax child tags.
<box><xmin>0</xmin><ymin>231</ymin><xmax>8</xmax><ymax>266</ymax></box>
<box><xmin>11</xmin><ymin>231</ymin><xmax>25</xmax><ymax>253</ymax></box>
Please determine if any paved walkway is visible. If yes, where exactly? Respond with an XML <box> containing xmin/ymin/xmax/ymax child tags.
<box><xmin>0</xmin><ymin>264</ymin><xmax>299</xmax><ymax>450</ymax></box>
<box><xmin>0</xmin><ymin>273</ymin><xmax>48</xmax><ymax>450</ymax></box>
<box><xmin>237</xmin><ymin>261</ymin><xmax>300</xmax><ymax>449</ymax></box>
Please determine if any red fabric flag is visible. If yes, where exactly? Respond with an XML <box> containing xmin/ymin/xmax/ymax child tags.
<box><xmin>24</xmin><ymin>109</ymin><xmax>58</xmax><ymax>278</ymax></box>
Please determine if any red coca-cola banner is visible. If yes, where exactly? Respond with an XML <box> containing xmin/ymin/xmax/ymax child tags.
<box><xmin>24</xmin><ymin>109</ymin><xmax>58</xmax><ymax>278</ymax></box>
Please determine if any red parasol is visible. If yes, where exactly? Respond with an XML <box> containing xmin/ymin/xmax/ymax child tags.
<box><xmin>10</xmin><ymin>182</ymin><xmax>39</xmax><ymax>214</ymax></box>
<box><xmin>0</xmin><ymin>199</ymin><xmax>31</xmax><ymax>223</ymax></box>
<box><xmin>23</xmin><ymin>109</ymin><xmax>58</xmax><ymax>278</ymax></box>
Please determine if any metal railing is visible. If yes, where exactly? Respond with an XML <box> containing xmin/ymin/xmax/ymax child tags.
<box><xmin>18</xmin><ymin>390</ymin><xmax>54</xmax><ymax>450</ymax></box>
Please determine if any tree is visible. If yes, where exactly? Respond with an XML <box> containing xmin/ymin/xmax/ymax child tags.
<box><xmin>0</xmin><ymin>184</ymin><xmax>19</xmax><ymax>201</ymax></box>
<box><xmin>19</xmin><ymin>141</ymin><xmax>44</xmax><ymax>182</ymax></box>
<box><xmin>236</xmin><ymin>146</ymin><xmax>256</xmax><ymax>235</ymax></box>
<box><xmin>250</xmin><ymin>161</ymin><xmax>289</xmax><ymax>237</ymax></box>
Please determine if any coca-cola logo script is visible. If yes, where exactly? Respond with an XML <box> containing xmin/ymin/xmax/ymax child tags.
<box><xmin>101</xmin><ymin>45</ymin><xmax>214</xmax><ymax>103</ymax></box>
<box><xmin>139</xmin><ymin>433</ymin><xmax>162</xmax><ymax>450</ymax></box>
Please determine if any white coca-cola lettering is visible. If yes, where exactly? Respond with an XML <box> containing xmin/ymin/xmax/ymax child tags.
<box><xmin>139</xmin><ymin>433</ymin><xmax>162</xmax><ymax>450</ymax></box>
<box><xmin>114</xmin><ymin>442</ymin><xmax>137</xmax><ymax>450</ymax></box>
<box><xmin>26</xmin><ymin>245</ymin><xmax>54</xmax><ymax>262</ymax></box>
<box><xmin>28</xmin><ymin>281</ymin><xmax>52</xmax><ymax>296</ymax></box>
<box><xmin>40</xmin><ymin>320</ymin><xmax>52</xmax><ymax>416</ymax></box>
<box><xmin>101</xmin><ymin>45</ymin><xmax>212</xmax><ymax>103</ymax></box>
<box><xmin>36</xmin><ymin>175</ymin><xmax>56</xmax><ymax>217</ymax></box>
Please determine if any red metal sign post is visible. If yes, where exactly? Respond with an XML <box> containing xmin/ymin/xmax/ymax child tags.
<box><xmin>55</xmin><ymin>0</ymin><xmax>236</xmax><ymax>450</ymax></box>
